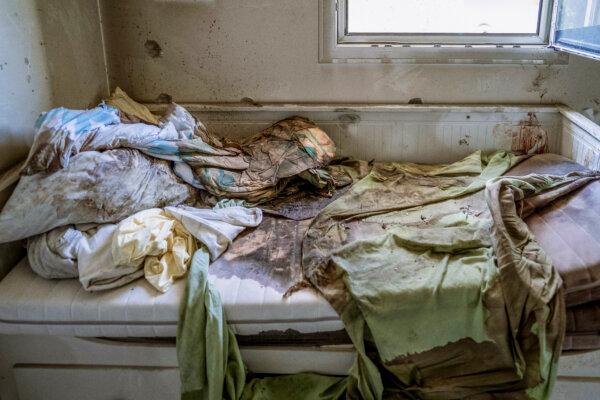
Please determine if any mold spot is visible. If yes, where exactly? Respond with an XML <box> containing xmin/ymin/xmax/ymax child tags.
<box><xmin>24</xmin><ymin>57</ymin><xmax>29</xmax><ymax>66</ymax></box>
<box><xmin>26</xmin><ymin>75</ymin><xmax>31</xmax><ymax>83</ymax></box>
<box><xmin>144</xmin><ymin>40</ymin><xmax>163</xmax><ymax>58</ymax></box>
<box><xmin>156</xmin><ymin>93</ymin><xmax>172</xmax><ymax>103</ymax></box>
<box><xmin>459</xmin><ymin>138</ymin><xmax>469</xmax><ymax>146</ymax></box>
<box><xmin>408</xmin><ymin>97</ymin><xmax>423</xmax><ymax>104</ymax></box>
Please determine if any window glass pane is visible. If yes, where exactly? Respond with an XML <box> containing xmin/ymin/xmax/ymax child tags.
<box><xmin>347</xmin><ymin>0</ymin><xmax>542</xmax><ymax>34</ymax></box>
<box><xmin>554</xmin><ymin>0</ymin><xmax>600</xmax><ymax>56</ymax></box>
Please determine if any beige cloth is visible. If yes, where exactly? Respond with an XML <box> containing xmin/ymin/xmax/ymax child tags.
<box><xmin>114</xmin><ymin>208</ymin><xmax>196</xmax><ymax>293</ymax></box>
<box><xmin>106</xmin><ymin>87</ymin><xmax>161</xmax><ymax>125</ymax></box>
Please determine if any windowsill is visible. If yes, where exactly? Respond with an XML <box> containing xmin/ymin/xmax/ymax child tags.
<box><xmin>318</xmin><ymin>44</ymin><xmax>569</xmax><ymax>65</ymax></box>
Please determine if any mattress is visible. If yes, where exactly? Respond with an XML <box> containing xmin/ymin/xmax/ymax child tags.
<box><xmin>0</xmin><ymin>153</ymin><xmax>599</xmax><ymax>344</ymax></box>
<box><xmin>510</xmin><ymin>154</ymin><xmax>600</xmax><ymax>307</ymax></box>
<box><xmin>0</xmin><ymin>183</ymin><xmax>347</xmax><ymax>337</ymax></box>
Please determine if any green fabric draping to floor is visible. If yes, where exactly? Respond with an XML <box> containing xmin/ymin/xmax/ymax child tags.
<box><xmin>177</xmin><ymin>246</ymin><xmax>246</xmax><ymax>400</ymax></box>
<box><xmin>177</xmin><ymin>248</ymin><xmax>347</xmax><ymax>400</ymax></box>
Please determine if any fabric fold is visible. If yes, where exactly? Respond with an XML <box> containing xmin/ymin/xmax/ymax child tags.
<box><xmin>300</xmin><ymin>151</ymin><xmax>598</xmax><ymax>399</ymax></box>
<box><xmin>27</xmin><ymin>205</ymin><xmax>262</xmax><ymax>292</ymax></box>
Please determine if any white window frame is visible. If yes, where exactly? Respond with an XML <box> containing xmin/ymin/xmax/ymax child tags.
<box><xmin>319</xmin><ymin>0</ymin><xmax>568</xmax><ymax>64</ymax></box>
<box><xmin>549</xmin><ymin>0</ymin><xmax>600</xmax><ymax>61</ymax></box>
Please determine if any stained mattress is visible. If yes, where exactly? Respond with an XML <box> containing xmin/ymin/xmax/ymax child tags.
<box><xmin>510</xmin><ymin>154</ymin><xmax>600</xmax><ymax>307</ymax></box>
<box><xmin>0</xmin><ymin>154</ymin><xmax>599</xmax><ymax>345</ymax></box>
<box><xmin>0</xmin><ymin>205</ymin><xmax>349</xmax><ymax>338</ymax></box>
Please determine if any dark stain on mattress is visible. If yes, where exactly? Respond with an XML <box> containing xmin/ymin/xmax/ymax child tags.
<box><xmin>236</xmin><ymin>328</ymin><xmax>352</xmax><ymax>346</ymax></box>
<box><xmin>210</xmin><ymin>216</ymin><xmax>310</xmax><ymax>292</ymax></box>
<box><xmin>262</xmin><ymin>185</ymin><xmax>350</xmax><ymax>221</ymax></box>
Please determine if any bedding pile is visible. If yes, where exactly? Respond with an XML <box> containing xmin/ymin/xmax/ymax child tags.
<box><xmin>0</xmin><ymin>88</ymin><xmax>335</xmax><ymax>292</ymax></box>
<box><xmin>2</xmin><ymin>90</ymin><xmax>600</xmax><ymax>400</ymax></box>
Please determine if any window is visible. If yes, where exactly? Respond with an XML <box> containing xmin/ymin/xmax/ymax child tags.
<box><xmin>551</xmin><ymin>0</ymin><xmax>600</xmax><ymax>60</ymax></box>
<box><xmin>320</xmin><ymin>0</ymin><xmax>566</xmax><ymax>64</ymax></box>
<box><xmin>345</xmin><ymin>0</ymin><xmax>548</xmax><ymax>44</ymax></box>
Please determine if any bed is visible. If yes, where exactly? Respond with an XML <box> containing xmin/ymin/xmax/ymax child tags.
<box><xmin>1</xmin><ymin>104</ymin><xmax>600</xmax><ymax>400</ymax></box>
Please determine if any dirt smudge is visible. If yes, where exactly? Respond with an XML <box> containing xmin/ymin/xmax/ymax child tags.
<box><xmin>144</xmin><ymin>39</ymin><xmax>163</xmax><ymax>58</ymax></box>
<box><xmin>156</xmin><ymin>93</ymin><xmax>172</xmax><ymax>103</ymax></box>
<box><xmin>510</xmin><ymin>113</ymin><xmax>548</xmax><ymax>154</ymax></box>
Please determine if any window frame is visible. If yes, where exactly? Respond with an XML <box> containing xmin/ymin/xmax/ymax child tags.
<box><xmin>319</xmin><ymin>0</ymin><xmax>568</xmax><ymax>64</ymax></box>
<box><xmin>339</xmin><ymin>0</ymin><xmax>553</xmax><ymax>45</ymax></box>
<box><xmin>549</xmin><ymin>0</ymin><xmax>600</xmax><ymax>61</ymax></box>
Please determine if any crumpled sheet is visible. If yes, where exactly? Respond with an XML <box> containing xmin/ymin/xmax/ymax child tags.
<box><xmin>301</xmin><ymin>151</ymin><xmax>600</xmax><ymax>399</ymax></box>
<box><xmin>28</xmin><ymin>205</ymin><xmax>262</xmax><ymax>292</ymax></box>
<box><xmin>259</xmin><ymin>159</ymin><xmax>373</xmax><ymax>220</ymax></box>
<box><xmin>114</xmin><ymin>208</ymin><xmax>196</xmax><ymax>292</ymax></box>
<box><xmin>22</xmin><ymin>90</ymin><xmax>337</xmax><ymax>204</ymax></box>
<box><xmin>22</xmin><ymin>104</ymin><xmax>121</xmax><ymax>175</ymax></box>
<box><xmin>0</xmin><ymin>149</ymin><xmax>193</xmax><ymax>244</ymax></box>
<box><xmin>21</xmin><ymin>104</ymin><xmax>194</xmax><ymax>176</ymax></box>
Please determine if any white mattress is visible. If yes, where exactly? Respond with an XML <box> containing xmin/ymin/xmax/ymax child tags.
<box><xmin>0</xmin><ymin>258</ymin><xmax>343</xmax><ymax>337</ymax></box>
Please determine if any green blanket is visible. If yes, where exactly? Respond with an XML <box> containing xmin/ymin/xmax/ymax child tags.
<box><xmin>303</xmin><ymin>151</ymin><xmax>598</xmax><ymax>399</ymax></box>
<box><xmin>177</xmin><ymin>246</ymin><xmax>246</xmax><ymax>400</ymax></box>
<box><xmin>178</xmin><ymin>151</ymin><xmax>600</xmax><ymax>400</ymax></box>
<box><xmin>177</xmin><ymin>246</ymin><xmax>347</xmax><ymax>400</ymax></box>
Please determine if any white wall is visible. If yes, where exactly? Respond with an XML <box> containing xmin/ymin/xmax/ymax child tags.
<box><xmin>0</xmin><ymin>0</ymin><xmax>52</xmax><ymax>172</ymax></box>
<box><xmin>0</xmin><ymin>0</ymin><xmax>108</xmax><ymax>278</ymax></box>
<box><xmin>0</xmin><ymin>0</ymin><xmax>53</xmax><ymax>279</ymax></box>
<box><xmin>100</xmin><ymin>0</ymin><xmax>600</xmax><ymax>119</ymax></box>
